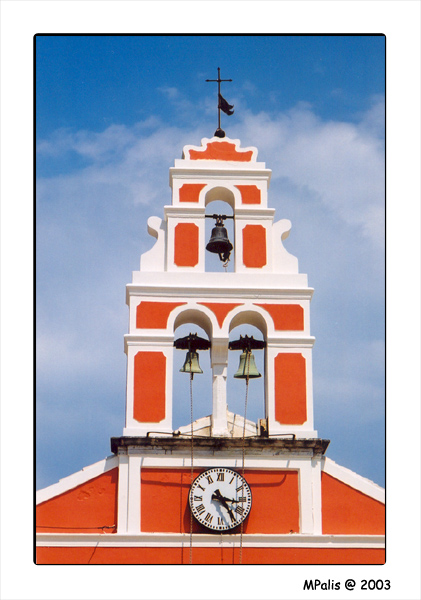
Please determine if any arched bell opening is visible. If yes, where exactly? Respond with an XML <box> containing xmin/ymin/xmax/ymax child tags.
<box><xmin>204</xmin><ymin>190</ymin><xmax>235</xmax><ymax>272</ymax></box>
<box><xmin>227</xmin><ymin>320</ymin><xmax>267</xmax><ymax>428</ymax></box>
<box><xmin>172</xmin><ymin>313</ymin><xmax>213</xmax><ymax>433</ymax></box>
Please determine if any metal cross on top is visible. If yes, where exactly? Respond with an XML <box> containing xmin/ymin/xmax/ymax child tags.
<box><xmin>206</xmin><ymin>67</ymin><xmax>234</xmax><ymax>138</ymax></box>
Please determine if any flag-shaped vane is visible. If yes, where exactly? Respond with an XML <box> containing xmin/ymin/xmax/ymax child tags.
<box><xmin>218</xmin><ymin>93</ymin><xmax>234</xmax><ymax>116</ymax></box>
<box><xmin>206</xmin><ymin>68</ymin><xmax>234</xmax><ymax>137</ymax></box>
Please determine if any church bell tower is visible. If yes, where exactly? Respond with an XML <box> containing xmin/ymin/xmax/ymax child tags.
<box><xmin>36</xmin><ymin>80</ymin><xmax>385</xmax><ymax>564</ymax></box>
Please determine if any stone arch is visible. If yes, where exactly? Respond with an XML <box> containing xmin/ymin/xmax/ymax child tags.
<box><xmin>203</xmin><ymin>185</ymin><xmax>239</xmax><ymax>210</ymax></box>
<box><xmin>226</xmin><ymin>306</ymin><xmax>269</xmax><ymax>338</ymax></box>
<box><xmin>171</xmin><ymin>305</ymin><xmax>216</xmax><ymax>340</ymax></box>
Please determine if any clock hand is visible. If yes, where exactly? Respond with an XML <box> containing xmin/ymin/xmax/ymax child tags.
<box><xmin>212</xmin><ymin>489</ymin><xmax>243</xmax><ymax>504</ymax></box>
<box><xmin>212</xmin><ymin>489</ymin><xmax>236</xmax><ymax>521</ymax></box>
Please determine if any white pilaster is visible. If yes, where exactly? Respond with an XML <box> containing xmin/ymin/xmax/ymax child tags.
<box><xmin>117</xmin><ymin>454</ymin><xmax>129</xmax><ymax>534</ymax></box>
<box><xmin>127</xmin><ymin>453</ymin><xmax>142</xmax><ymax>534</ymax></box>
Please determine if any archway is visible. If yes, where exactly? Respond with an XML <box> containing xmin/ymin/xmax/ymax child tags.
<box><xmin>227</xmin><ymin>316</ymin><xmax>267</xmax><ymax>426</ymax></box>
<box><xmin>172</xmin><ymin>312</ymin><xmax>213</xmax><ymax>431</ymax></box>
<box><xmin>204</xmin><ymin>186</ymin><xmax>235</xmax><ymax>273</ymax></box>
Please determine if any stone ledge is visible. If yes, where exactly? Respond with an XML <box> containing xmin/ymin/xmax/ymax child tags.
<box><xmin>111</xmin><ymin>435</ymin><xmax>330</xmax><ymax>456</ymax></box>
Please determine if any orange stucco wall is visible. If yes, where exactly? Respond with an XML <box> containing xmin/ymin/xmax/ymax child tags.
<box><xmin>136</xmin><ymin>301</ymin><xmax>186</xmax><ymax>329</ymax></box>
<box><xmin>242</xmin><ymin>224</ymin><xmax>267</xmax><ymax>268</ymax></box>
<box><xmin>198</xmin><ymin>302</ymin><xmax>242</xmax><ymax>327</ymax></box>
<box><xmin>235</xmin><ymin>184</ymin><xmax>261</xmax><ymax>204</ymax></box>
<box><xmin>274</xmin><ymin>353</ymin><xmax>307</xmax><ymax>425</ymax></box>
<box><xmin>133</xmin><ymin>351</ymin><xmax>166</xmax><ymax>423</ymax></box>
<box><xmin>141</xmin><ymin>468</ymin><xmax>299</xmax><ymax>534</ymax></box>
<box><xmin>36</xmin><ymin>545</ymin><xmax>385</xmax><ymax>565</ymax></box>
<box><xmin>188</xmin><ymin>141</ymin><xmax>253</xmax><ymax>162</ymax></box>
<box><xmin>179</xmin><ymin>183</ymin><xmax>206</xmax><ymax>203</ymax></box>
<box><xmin>174</xmin><ymin>223</ymin><xmax>199</xmax><ymax>267</ymax></box>
<box><xmin>256</xmin><ymin>303</ymin><xmax>304</xmax><ymax>330</ymax></box>
<box><xmin>321</xmin><ymin>473</ymin><xmax>385</xmax><ymax>535</ymax></box>
<box><xmin>36</xmin><ymin>469</ymin><xmax>118</xmax><ymax>534</ymax></box>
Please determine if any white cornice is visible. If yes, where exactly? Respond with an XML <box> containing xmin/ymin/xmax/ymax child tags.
<box><xmin>36</xmin><ymin>532</ymin><xmax>385</xmax><ymax>549</ymax></box>
<box><xmin>127</xmin><ymin>283</ymin><xmax>313</xmax><ymax>301</ymax></box>
<box><xmin>322</xmin><ymin>457</ymin><xmax>385</xmax><ymax>503</ymax></box>
<box><xmin>36</xmin><ymin>456</ymin><xmax>118</xmax><ymax>505</ymax></box>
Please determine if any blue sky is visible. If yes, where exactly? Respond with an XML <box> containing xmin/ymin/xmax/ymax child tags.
<box><xmin>36</xmin><ymin>34</ymin><xmax>385</xmax><ymax>490</ymax></box>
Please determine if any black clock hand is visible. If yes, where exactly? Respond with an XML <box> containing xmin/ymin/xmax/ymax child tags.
<box><xmin>212</xmin><ymin>490</ymin><xmax>243</xmax><ymax>504</ymax></box>
<box><xmin>212</xmin><ymin>489</ymin><xmax>236</xmax><ymax>521</ymax></box>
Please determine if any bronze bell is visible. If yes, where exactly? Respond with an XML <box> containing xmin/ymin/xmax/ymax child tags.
<box><xmin>234</xmin><ymin>350</ymin><xmax>261</xmax><ymax>379</ymax></box>
<box><xmin>180</xmin><ymin>351</ymin><xmax>203</xmax><ymax>375</ymax></box>
<box><xmin>206</xmin><ymin>222</ymin><xmax>233</xmax><ymax>263</ymax></box>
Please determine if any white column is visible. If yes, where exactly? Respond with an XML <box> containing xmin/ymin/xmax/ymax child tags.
<box><xmin>311</xmin><ymin>457</ymin><xmax>323</xmax><ymax>535</ymax></box>
<box><xmin>127</xmin><ymin>452</ymin><xmax>142</xmax><ymax>534</ymax></box>
<box><xmin>210</xmin><ymin>339</ymin><xmax>229</xmax><ymax>436</ymax></box>
<box><xmin>298</xmin><ymin>460</ymin><xmax>315</xmax><ymax>534</ymax></box>
<box><xmin>116</xmin><ymin>453</ymin><xmax>129</xmax><ymax>534</ymax></box>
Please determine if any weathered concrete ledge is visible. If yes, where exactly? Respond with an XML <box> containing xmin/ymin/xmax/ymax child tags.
<box><xmin>111</xmin><ymin>435</ymin><xmax>330</xmax><ymax>456</ymax></box>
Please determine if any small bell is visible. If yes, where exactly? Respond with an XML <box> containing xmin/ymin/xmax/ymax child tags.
<box><xmin>180</xmin><ymin>350</ymin><xmax>203</xmax><ymax>375</ymax></box>
<box><xmin>206</xmin><ymin>220</ymin><xmax>233</xmax><ymax>263</ymax></box>
<box><xmin>234</xmin><ymin>350</ymin><xmax>261</xmax><ymax>379</ymax></box>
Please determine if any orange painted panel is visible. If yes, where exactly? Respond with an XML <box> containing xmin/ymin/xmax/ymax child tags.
<box><xmin>136</xmin><ymin>301</ymin><xmax>186</xmax><ymax>329</ymax></box>
<box><xmin>179</xmin><ymin>183</ymin><xmax>206</xmax><ymax>203</ymax></box>
<box><xmin>140</xmin><ymin>468</ymin><xmax>299</xmax><ymax>534</ymax></box>
<box><xmin>174</xmin><ymin>223</ymin><xmax>199</xmax><ymax>267</ymax></box>
<box><xmin>321</xmin><ymin>473</ymin><xmax>385</xmax><ymax>535</ymax></box>
<box><xmin>36</xmin><ymin>469</ymin><xmax>118</xmax><ymax>534</ymax></box>
<box><xmin>188</xmin><ymin>141</ymin><xmax>253</xmax><ymax>162</ymax></box>
<box><xmin>134</xmin><ymin>351</ymin><xmax>166</xmax><ymax>423</ymax></box>
<box><xmin>198</xmin><ymin>302</ymin><xmax>242</xmax><ymax>327</ymax></box>
<box><xmin>36</xmin><ymin>546</ymin><xmax>385</xmax><ymax>565</ymax></box>
<box><xmin>242</xmin><ymin>224</ymin><xmax>267</xmax><ymax>268</ymax></box>
<box><xmin>274</xmin><ymin>353</ymin><xmax>307</xmax><ymax>425</ymax></box>
<box><xmin>256</xmin><ymin>304</ymin><xmax>304</xmax><ymax>330</ymax></box>
<box><xmin>235</xmin><ymin>184</ymin><xmax>261</xmax><ymax>204</ymax></box>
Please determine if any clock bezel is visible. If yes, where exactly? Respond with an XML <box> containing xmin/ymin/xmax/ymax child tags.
<box><xmin>189</xmin><ymin>467</ymin><xmax>252</xmax><ymax>532</ymax></box>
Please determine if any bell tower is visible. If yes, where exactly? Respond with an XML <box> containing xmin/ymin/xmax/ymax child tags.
<box><xmin>37</xmin><ymin>125</ymin><xmax>384</xmax><ymax>566</ymax></box>
<box><xmin>124</xmin><ymin>135</ymin><xmax>316</xmax><ymax>439</ymax></box>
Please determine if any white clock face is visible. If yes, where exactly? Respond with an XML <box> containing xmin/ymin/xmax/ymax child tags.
<box><xmin>189</xmin><ymin>468</ymin><xmax>252</xmax><ymax>531</ymax></box>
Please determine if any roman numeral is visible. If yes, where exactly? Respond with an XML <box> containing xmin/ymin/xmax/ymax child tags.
<box><xmin>196</xmin><ymin>504</ymin><xmax>206</xmax><ymax>515</ymax></box>
<box><xmin>217</xmin><ymin>517</ymin><xmax>224</xmax><ymax>526</ymax></box>
<box><xmin>217</xmin><ymin>472</ymin><xmax>224</xmax><ymax>481</ymax></box>
<box><xmin>236</xmin><ymin>484</ymin><xmax>244</xmax><ymax>492</ymax></box>
<box><xmin>193</xmin><ymin>495</ymin><xmax>203</xmax><ymax>502</ymax></box>
<box><xmin>197</xmin><ymin>484</ymin><xmax>205</xmax><ymax>491</ymax></box>
<box><xmin>229</xmin><ymin>476</ymin><xmax>235</xmax><ymax>484</ymax></box>
<box><xmin>238</xmin><ymin>496</ymin><xmax>247</xmax><ymax>502</ymax></box>
<box><xmin>204</xmin><ymin>513</ymin><xmax>213</xmax><ymax>523</ymax></box>
<box><xmin>235</xmin><ymin>506</ymin><xmax>245</xmax><ymax>515</ymax></box>
<box><xmin>206</xmin><ymin>475</ymin><xmax>214</xmax><ymax>485</ymax></box>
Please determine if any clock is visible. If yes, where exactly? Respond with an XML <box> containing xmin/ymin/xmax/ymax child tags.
<box><xmin>189</xmin><ymin>467</ymin><xmax>252</xmax><ymax>531</ymax></box>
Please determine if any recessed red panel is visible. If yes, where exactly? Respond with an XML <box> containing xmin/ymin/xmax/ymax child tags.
<box><xmin>174</xmin><ymin>223</ymin><xmax>199</xmax><ymax>267</ymax></box>
<box><xmin>134</xmin><ymin>351</ymin><xmax>166</xmax><ymax>423</ymax></box>
<box><xmin>274</xmin><ymin>353</ymin><xmax>307</xmax><ymax>425</ymax></box>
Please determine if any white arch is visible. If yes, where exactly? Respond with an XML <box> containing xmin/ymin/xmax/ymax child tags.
<box><xmin>169</xmin><ymin>303</ymin><xmax>218</xmax><ymax>341</ymax></box>
<box><xmin>199</xmin><ymin>183</ymin><xmax>242</xmax><ymax>211</ymax></box>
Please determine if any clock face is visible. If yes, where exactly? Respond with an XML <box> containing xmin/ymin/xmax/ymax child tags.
<box><xmin>189</xmin><ymin>467</ymin><xmax>252</xmax><ymax>531</ymax></box>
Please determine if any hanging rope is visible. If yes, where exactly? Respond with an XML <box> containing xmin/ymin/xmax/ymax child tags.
<box><xmin>239</xmin><ymin>350</ymin><xmax>251</xmax><ymax>565</ymax></box>
<box><xmin>189</xmin><ymin>368</ymin><xmax>194</xmax><ymax>565</ymax></box>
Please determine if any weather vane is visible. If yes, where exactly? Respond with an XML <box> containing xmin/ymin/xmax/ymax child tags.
<box><xmin>206</xmin><ymin>67</ymin><xmax>234</xmax><ymax>138</ymax></box>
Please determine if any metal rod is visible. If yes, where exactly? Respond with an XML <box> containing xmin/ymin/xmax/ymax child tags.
<box><xmin>206</xmin><ymin>67</ymin><xmax>232</xmax><ymax>132</ymax></box>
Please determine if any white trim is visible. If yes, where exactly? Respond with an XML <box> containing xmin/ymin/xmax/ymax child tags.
<box><xmin>116</xmin><ymin>454</ymin><xmax>129</xmax><ymax>534</ymax></box>
<box><xmin>36</xmin><ymin>456</ymin><xmax>118</xmax><ymax>504</ymax></box>
<box><xmin>322</xmin><ymin>457</ymin><xmax>385</xmax><ymax>503</ymax></box>
<box><xmin>36</xmin><ymin>532</ymin><xmax>385</xmax><ymax>549</ymax></box>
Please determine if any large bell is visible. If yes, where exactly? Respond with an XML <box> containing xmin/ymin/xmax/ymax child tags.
<box><xmin>234</xmin><ymin>350</ymin><xmax>261</xmax><ymax>379</ymax></box>
<box><xmin>180</xmin><ymin>351</ymin><xmax>203</xmax><ymax>375</ymax></box>
<box><xmin>206</xmin><ymin>222</ymin><xmax>233</xmax><ymax>263</ymax></box>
